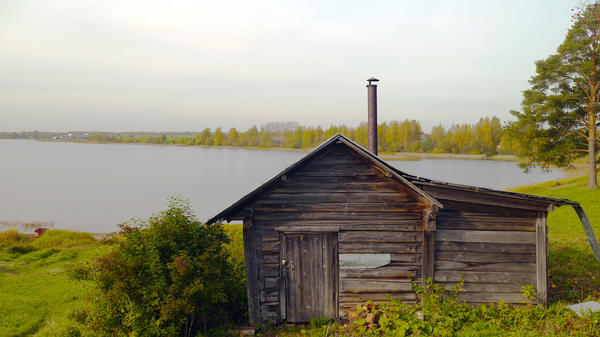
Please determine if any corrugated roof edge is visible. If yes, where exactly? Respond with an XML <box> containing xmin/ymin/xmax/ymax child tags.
<box><xmin>400</xmin><ymin>171</ymin><xmax>578</xmax><ymax>207</ymax></box>
<box><xmin>335</xmin><ymin>135</ymin><xmax>577</xmax><ymax>207</ymax></box>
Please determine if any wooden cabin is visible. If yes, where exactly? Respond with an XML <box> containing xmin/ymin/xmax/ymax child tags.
<box><xmin>207</xmin><ymin>134</ymin><xmax>590</xmax><ymax>324</ymax></box>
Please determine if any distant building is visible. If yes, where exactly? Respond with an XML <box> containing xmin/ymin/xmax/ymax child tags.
<box><xmin>34</xmin><ymin>228</ymin><xmax>48</xmax><ymax>237</ymax></box>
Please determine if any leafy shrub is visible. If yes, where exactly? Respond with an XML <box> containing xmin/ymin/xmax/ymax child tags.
<box><xmin>342</xmin><ymin>278</ymin><xmax>600</xmax><ymax>337</ymax></box>
<box><xmin>63</xmin><ymin>326</ymin><xmax>82</xmax><ymax>337</ymax></box>
<box><xmin>223</xmin><ymin>224</ymin><xmax>248</xmax><ymax>323</ymax></box>
<box><xmin>310</xmin><ymin>317</ymin><xmax>333</xmax><ymax>328</ymax></box>
<box><xmin>81</xmin><ymin>197</ymin><xmax>245</xmax><ymax>337</ymax></box>
<box><xmin>32</xmin><ymin>230</ymin><xmax>96</xmax><ymax>249</ymax></box>
<box><xmin>67</xmin><ymin>262</ymin><xmax>94</xmax><ymax>281</ymax></box>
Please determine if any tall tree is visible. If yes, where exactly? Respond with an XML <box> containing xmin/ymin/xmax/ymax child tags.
<box><xmin>226</xmin><ymin>128</ymin><xmax>239</xmax><ymax>145</ymax></box>
<box><xmin>507</xmin><ymin>2</ymin><xmax>600</xmax><ymax>189</ymax></box>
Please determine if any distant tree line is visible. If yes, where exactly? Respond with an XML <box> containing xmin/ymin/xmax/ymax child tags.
<box><xmin>87</xmin><ymin>116</ymin><xmax>511</xmax><ymax>155</ymax></box>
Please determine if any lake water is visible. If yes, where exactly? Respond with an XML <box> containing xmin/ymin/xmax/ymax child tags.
<box><xmin>0</xmin><ymin>139</ymin><xmax>564</xmax><ymax>233</ymax></box>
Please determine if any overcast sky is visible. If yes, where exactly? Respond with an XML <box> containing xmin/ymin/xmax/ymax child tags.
<box><xmin>0</xmin><ymin>0</ymin><xmax>578</xmax><ymax>132</ymax></box>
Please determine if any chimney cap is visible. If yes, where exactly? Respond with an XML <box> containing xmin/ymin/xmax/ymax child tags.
<box><xmin>367</xmin><ymin>77</ymin><xmax>379</xmax><ymax>85</ymax></box>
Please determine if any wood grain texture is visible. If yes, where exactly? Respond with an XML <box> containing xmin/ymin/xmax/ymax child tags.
<box><xmin>340</xmin><ymin>279</ymin><xmax>413</xmax><ymax>293</ymax></box>
<box><xmin>417</xmin><ymin>183</ymin><xmax>551</xmax><ymax>211</ymax></box>
<box><xmin>243</xmin><ymin>222</ymin><xmax>260</xmax><ymax>324</ymax></box>
<box><xmin>438</xmin><ymin>282</ymin><xmax>527</xmax><ymax>293</ymax></box>
<box><xmin>340</xmin><ymin>266</ymin><xmax>417</xmax><ymax>279</ymax></box>
<box><xmin>435</xmin><ymin>251</ymin><xmax>536</xmax><ymax>263</ymax></box>
<box><xmin>536</xmin><ymin>212</ymin><xmax>548</xmax><ymax>306</ymax></box>
<box><xmin>435</xmin><ymin>261</ymin><xmax>536</xmax><ymax>272</ymax></box>
<box><xmin>422</xmin><ymin>207</ymin><xmax>437</xmax><ymax>287</ymax></box>
<box><xmin>339</xmin><ymin>242</ymin><xmax>421</xmax><ymax>254</ymax></box>
<box><xmin>435</xmin><ymin>241</ymin><xmax>536</xmax><ymax>254</ymax></box>
<box><xmin>457</xmin><ymin>292</ymin><xmax>528</xmax><ymax>304</ymax></box>
<box><xmin>434</xmin><ymin>271</ymin><xmax>536</xmax><ymax>284</ymax></box>
<box><xmin>436</xmin><ymin>230</ymin><xmax>536</xmax><ymax>244</ymax></box>
<box><xmin>339</xmin><ymin>231</ymin><xmax>419</xmax><ymax>243</ymax></box>
<box><xmin>282</xmin><ymin>233</ymin><xmax>338</xmax><ymax>322</ymax></box>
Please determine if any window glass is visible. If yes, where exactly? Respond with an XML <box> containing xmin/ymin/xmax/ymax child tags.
<box><xmin>339</xmin><ymin>253</ymin><xmax>391</xmax><ymax>269</ymax></box>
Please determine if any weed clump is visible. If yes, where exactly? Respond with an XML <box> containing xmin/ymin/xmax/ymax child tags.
<box><xmin>32</xmin><ymin>230</ymin><xmax>96</xmax><ymax>249</ymax></box>
<box><xmin>0</xmin><ymin>229</ymin><xmax>31</xmax><ymax>247</ymax></box>
<box><xmin>8</xmin><ymin>244</ymin><xmax>38</xmax><ymax>254</ymax></box>
<box><xmin>340</xmin><ymin>279</ymin><xmax>600</xmax><ymax>337</ymax></box>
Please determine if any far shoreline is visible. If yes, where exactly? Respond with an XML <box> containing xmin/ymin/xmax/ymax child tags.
<box><xmin>37</xmin><ymin>138</ymin><xmax>521</xmax><ymax>162</ymax></box>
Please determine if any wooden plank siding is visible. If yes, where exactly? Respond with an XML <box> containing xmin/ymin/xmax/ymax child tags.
<box><xmin>433</xmin><ymin>205</ymin><xmax>540</xmax><ymax>305</ymax></box>
<box><xmin>247</xmin><ymin>143</ymin><xmax>429</xmax><ymax>322</ymax></box>
<box><xmin>206</xmin><ymin>134</ymin><xmax>569</xmax><ymax>326</ymax></box>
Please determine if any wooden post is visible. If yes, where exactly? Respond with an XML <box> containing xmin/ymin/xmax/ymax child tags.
<box><xmin>536</xmin><ymin>212</ymin><xmax>548</xmax><ymax>306</ymax></box>
<box><xmin>243</xmin><ymin>208</ymin><xmax>260</xmax><ymax>324</ymax></box>
<box><xmin>572</xmin><ymin>204</ymin><xmax>600</xmax><ymax>262</ymax></box>
<box><xmin>422</xmin><ymin>206</ymin><xmax>438</xmax><ymax>288</ymax></box>
<box><xmin>279</xmin><ymin>232</ymin><xmax>287</xmax><ymax>322</ymax></box>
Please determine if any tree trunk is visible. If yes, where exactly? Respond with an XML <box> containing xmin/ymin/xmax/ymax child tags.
<box><xmin>589</xmin><ymin>124</ymin><xmax>598</xmax><ymax>190</ymax></box>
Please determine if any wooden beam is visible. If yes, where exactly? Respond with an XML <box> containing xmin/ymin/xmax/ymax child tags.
<box><xmin>275</xmin><ymin>225</ymin><xmax>339</xmax><ymax>232</ymax></box>
<box><xmin>243</xmin><ymin>211</ymin><xmax>261</xmax><ymax>324</ymax></box>
<box><xmin>422</xmin><ymin>207</ymin><xmax>437</xmax><ymax>288</ymax></box>
<box><xmin>572</xmin><ymin>204</ymin><xmax>600</xmax><ymax>262</ymax></box>
<box><xmin>419</xmin><ymin>184</ymin><xmax>551</xmax><ymax>211</ymax></box>
<box><xmin>279</xmin><ymin>232</ymin><xmax>286</xmax><ymax>321</ymax></box>
<box><xmin>436</xmin><ymin>230</ymin><xmax>535</xmax><ymax>244</ymax></box>
<box><xmin>536</xmin><ymin>212</ymin><xmax>548</xmax><ymax>306</ymax></box>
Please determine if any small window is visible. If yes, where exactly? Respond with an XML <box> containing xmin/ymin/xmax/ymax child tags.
<box><xmin>339</xmin><ymin>253</ymin><xmax>391</xmax><ymax>269</ymax></box>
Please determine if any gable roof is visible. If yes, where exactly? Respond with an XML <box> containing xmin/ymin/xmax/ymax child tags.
<box><xmin>206</xmin><ymin>134</ymin><xmax>578</xmax><ymax>224</ymax></box>
<box><xmin>206</xmin><ymin>134</ymin><xmax>442</xmax><ymax>224</ymax></box>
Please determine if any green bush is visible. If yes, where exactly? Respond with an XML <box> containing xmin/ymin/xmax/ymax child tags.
<box><xmin>310</xmin><ymin>317</ymin><xmax>333</xmax><ymax>328</ymax></box>
<box><xmin>223</xmin><ymin>224</ymin><xmax>248</xmax><ymax>323</ymax></box>
<box><xmin>342</xmin><ymin>278</ymin><xmax>600</xmax><ymax>337</ymax></box>
<box><xmin>81</xmin><ymin>197</ymin><xmax>245</xmax><ymax>337</ymax></box>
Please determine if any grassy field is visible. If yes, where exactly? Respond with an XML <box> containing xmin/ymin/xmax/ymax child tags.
<box><xmin>0</xmin><ymin>226</ymin><xmax>245</xmax><ymax>337</ymax></box>
<box><xmin>1</xmin><ymin>176</ymin><xmax>599</xmax><ymax>336</ymax></box>
<box><xmin>511</xmin><ymin>176</ymin><xmax>600</xmax><ymax>302</ymax></box>
<box><xmin>0</xmin><ymin>230</ymin><xmax>109</xmax><ymax>337</ymax></box>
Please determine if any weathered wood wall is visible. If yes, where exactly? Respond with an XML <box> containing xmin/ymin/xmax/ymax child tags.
<box><xmin>430</xmin><ymin>200</ymin><xmax>540</xmax><ymax>304</ymax></box>
<box><xmin>240</xmin><ymin>141</ymin><xmax>552</xmax><ymax>324</ymax></box>
<box><xmin>246</xmin><ymin>143</ymin><xmax>428</xmax><ymax>322</ymax></box>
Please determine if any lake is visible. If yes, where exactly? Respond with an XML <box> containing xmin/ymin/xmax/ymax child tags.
<box><xmin>0</xmin><ymin>139</ymin><xmax>564</xmax><ymax>233</ymax></box>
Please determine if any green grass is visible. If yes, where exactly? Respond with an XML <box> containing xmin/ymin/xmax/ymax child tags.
<box><xmin>0</xmin><ymin>230</ymin><xmax>29</xmax><ymax>247</ymax></box>
<box><xmin>30</xmin><ymin>230</ymin><xmax>97</xmax><ymax>249</ymax></box>
<box><xmin>1</xmin><ymin>178</ymin><xmax>599</xmax><ymax>336</ymax></box>
<box><xmin>0</xmin><ymin>226</ymin><xmax>244</xmax><ymax>337</ymax></box>
<box><xmin>0</xmin><ymin>230</ymin><xmax>108</xmax><ymax>337</ymax></box>
<box><xmin>511</xmin><ymin>176</ymin><xmax>600</xmax><ymax>303</ymax></box>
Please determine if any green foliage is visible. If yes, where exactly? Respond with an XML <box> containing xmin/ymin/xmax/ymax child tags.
<box><xmin>505</xmin><ymin>3</ymin><xmax>600</xmax><ymax>188</ymax></box>
<box><xmin>521</xmin><ymin>284</ymin><xmax>536</xmax><ymax>303</ymax></box>
<box><xmin>321</xmin><ymin>279</ymin><xmax>600</xmax><ymax>337</ymax></box>
<box><xmin>81</xmin><ymin>116</ymin><xmax>508</xmax><ymax>155</ymax></box>
<box><xmin>309</xmin><ymin>317</ymin><xmax>333</xmax><ymax>328</ymax></box>
<box><xmin>81</xmin><ymin>198</ymin><xmax>245</xmax><ymax>337</ymax></box>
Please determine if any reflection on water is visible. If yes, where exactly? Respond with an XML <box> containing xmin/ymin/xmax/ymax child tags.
<box><xmin>0</xmin><ymin>140</ymin><xmax>563</xmax><ymax>232</ymax></box>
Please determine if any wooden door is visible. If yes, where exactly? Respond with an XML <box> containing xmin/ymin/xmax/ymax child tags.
<box><xmin>282</xmin><ymin>233</ymin><xmax>338</xmax><ymax>322</ymax></box>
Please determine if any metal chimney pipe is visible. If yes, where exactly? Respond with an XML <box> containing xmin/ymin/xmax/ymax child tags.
<box><xmin>367</xmin><ymin>77</ymin><xmax>379</xmax><ymax>155</ymax></box>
